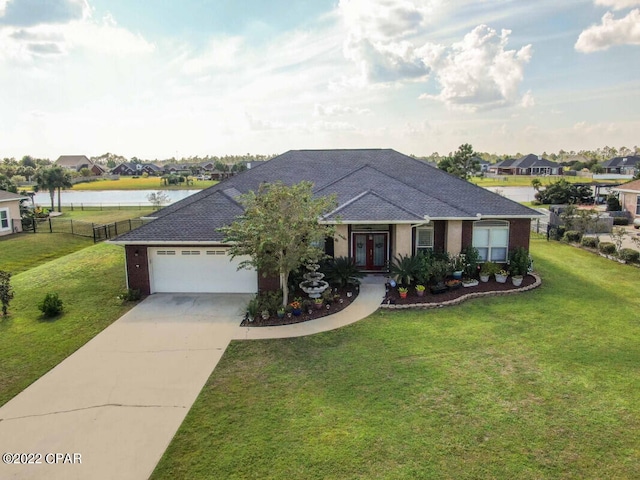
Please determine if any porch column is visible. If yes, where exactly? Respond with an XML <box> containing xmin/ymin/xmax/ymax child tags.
<box><xmin>394</xmin><ymin>224</ymin><xmax>412</xmax><ymax>258</ymax></box>
<box><xmin>445</xmin><ymin>220</ymin><xmax>463</xmax><ymax>255</ymax></box>
<box><xmin>333</xmin><ymin>224</ymin><xmax>349</xmax><ymax>258</ymax></box>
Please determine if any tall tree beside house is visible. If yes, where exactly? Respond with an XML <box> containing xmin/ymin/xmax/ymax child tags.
<box><xmin>220</xmin><ymin>181</ymin><xmax>337</xmax><ymax>307</ymax></box>
<box><xmin>439</xmin><ymin>143</ymin><xmax>481</xmax><ymax>180</ymax></box>
<box><xmin>35</xmin><ymin>167</ymin><xmax>73</xmax><ymax>212</ymax></box>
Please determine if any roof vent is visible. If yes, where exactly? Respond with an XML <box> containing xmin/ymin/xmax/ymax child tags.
<box><xmin>538</xmin><ymin>155</ymin><xmax>542</xmax><ymax>160</ymax></box>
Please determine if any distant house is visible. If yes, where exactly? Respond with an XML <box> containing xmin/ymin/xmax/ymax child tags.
<box><xmin>112</xmin><ymin>163</ymin><xmax>162</xmax><ymax>176</ymax></box>
<box><xmin>613</xmin><ymin>179</ymin><xmax>640</xmax><ymax>224</ymax></box>
<box><xmin>55</xmin><ymin>155</ymin><xmax>104</xmax><ymax>175</ymax></box>
<box><xmin>602</xmin><ymin>156</ymin><xmax>640</xmax><ymax>175</ymax></box>
<box><xmin>489</xmin><ymin>154</ymin><xmax>562</xmax><ymax>176</ymax></box>
<box><xmin>0</xmin><ymin>190</ymin><xmax>27</xmax><ymax>237</ymax></box>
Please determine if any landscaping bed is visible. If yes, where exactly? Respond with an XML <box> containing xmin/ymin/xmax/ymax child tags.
<box><xmin>383</xmin><ymin>274</ymin><xmax>539</xmax><ymax>308</ymax></box>
<box><xmin>240</xmin><ymin>287</ymin><xmax>359</xmax><ymax>327</ymax></box>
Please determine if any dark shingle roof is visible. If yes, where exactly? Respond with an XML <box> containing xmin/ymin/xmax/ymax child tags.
<box><xmin>602</xmin><ymin>155</ymin><xmax>640</xmax><ymax>168</ymax></box>
<box><xmin>494</xmin><ymin>154</ymin><xmax>557</xmax><ymax>169</ymax></box>
<box><xmin>0</xmin><ymin>190</ymin><xmax>27</xmax><ymax>202</ymax></box>
<box><xmin>114</xmin><ymin>149</ymin><xmax>540</xmax><ymax>243</ymax></box>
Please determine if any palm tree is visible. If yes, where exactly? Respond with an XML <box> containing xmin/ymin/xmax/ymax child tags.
<box><xmin>35</xmin><ymin>167</ymin><xmax>73</xmax><ymax>212</ymax></box>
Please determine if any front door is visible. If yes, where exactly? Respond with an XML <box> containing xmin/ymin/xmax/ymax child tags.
<box><xmin>352</xmin><ymin>232</ymin><xmax>388</xmax><ymax>271</ymax></box>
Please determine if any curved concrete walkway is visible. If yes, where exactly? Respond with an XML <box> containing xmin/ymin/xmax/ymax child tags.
<box><xmin>233</xmin><ymin>278</ymin><xmax>386</xmax><ymax>340</ymax></box>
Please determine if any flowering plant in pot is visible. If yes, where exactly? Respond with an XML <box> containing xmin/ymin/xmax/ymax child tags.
<box><xmin>479</xmin><ymin>261</ymin><xmax>499</xmax><ymax>282</ymax></box>
<box><xmin>398</xmin><ymin>287</ymin><xmax>408</xmax><ymax>299</ymax></box>
<box><xmin>495</xmin><ymin>269</ymin><xmax>509</xmax><ymax>283</ymax></box>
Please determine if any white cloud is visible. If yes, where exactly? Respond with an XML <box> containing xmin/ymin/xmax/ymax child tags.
<box><xmin>0</xmin><ymin>0</ymin><xmax>88</xmax><ymax>27</ymax></box>
<box><xmin>575</xmin><ymin>9</ymin><xmax>640</xmax><ymax>52</ymax></box>
<box><xmin>594</xmin><ymin>0</ymin><xmax>640</xmax><ymax>10</ymax></box>
<box><xmin>339</xmin><ymin>0</ymin><xmax>440</xmax><ymax>83</ymax></box>
<box><xmin>420</xmin><ymin>25</ymin><xmax>532</xmax><ymax>111</ymax></box>
<box><xmin>182</xmin><ymin>36</ymin><xmax>244</xmax><ymax>75</ymax></box>
<box><xmin>313</xmin><ymin>103</ymin><xmax>371</xmax><ymax>116</ymax></box>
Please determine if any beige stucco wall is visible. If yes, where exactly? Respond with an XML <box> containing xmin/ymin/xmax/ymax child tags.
<box><xmin>394</xmin><ymin>224</ymin><xmax>413</xmax><ymax>258</ymax></box>
<box><xmin>0</xmin><ymin>200</ymin><xmax>22</xmax><ymax>236</ymax></box>
<box><xmin>333</xmin><ymin>224</ymin><xmax>349</xmax><ymax>257</ymax></box>
<box><xmin>621</xmin><ymin>192</ymin><xmax>639</xmax><ymax>218</ymax></box>
<box><xmin>445</xmin><ymin>220</ymin><xmax>463</xmax><ymax>255</ymax></box>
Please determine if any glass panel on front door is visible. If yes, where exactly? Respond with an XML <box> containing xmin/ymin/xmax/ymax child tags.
<box><xmin>352</xmin><ymin>232</ymin><xmax>388</xmax><ymax>271</ymax></box>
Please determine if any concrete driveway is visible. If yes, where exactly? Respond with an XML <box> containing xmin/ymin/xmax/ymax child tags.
<box><xmin>0</xmin><ymin>293</ymin><xmax>251</xmax><ymax>480</ymax></box>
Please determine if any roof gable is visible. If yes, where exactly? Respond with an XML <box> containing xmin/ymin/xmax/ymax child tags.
<box><xmin>115</xmin><ymin>149</ymin><xmax>540</xmax><ymax>244</ymax></box>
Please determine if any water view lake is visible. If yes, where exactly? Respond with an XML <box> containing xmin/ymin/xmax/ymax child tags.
<box><xmin>33</xmin><ymin>186</ymin><xmax>542</xmax><ymax>208</ymax></box>
<box><xmin>34</xmin><ymin>189</ymin><xmax>200</xmax><ymax>207</ymax></box>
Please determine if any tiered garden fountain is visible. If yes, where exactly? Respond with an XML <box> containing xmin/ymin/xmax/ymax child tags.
<box><xmin>299</xmin><ymin>263</ymin><xmax>329</xmax><ymax>299</ymax></box>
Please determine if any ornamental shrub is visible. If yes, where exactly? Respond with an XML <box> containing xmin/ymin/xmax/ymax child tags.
<box><xmin>598</xmin><ymin>242</ymin><xmax>616</xmax><ymax>255</ymax></box>
<box><xmin>618</xmin><ymin>248</ymin><xmax>640</xmax><ymax>263</ymax></box>
<box><xmin>38</xmin><ymin>293</ymin><xmax>64</xmax><ymax>318</ymax></box>
<box><xmin>563</xmin><ymin>230</ymin><xmax>582</xmax><ymax>243</ymax></box>
<box><xmin>613</xmin><ymin>217</ymin><xmax>629</xmax><ymax>226</ymax></box>
<box><xmin>580</xmin><ymin>236</ymin><xmax>599</xmax><ymax>249</ymax></box>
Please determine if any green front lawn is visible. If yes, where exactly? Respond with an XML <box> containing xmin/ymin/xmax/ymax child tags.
<box><xmin>472</xmin><ymin>176</ymin><xmax>619</xmax><ymax>187</ymax></box>
<box><xmin>152</xmin><ymin>238</ymin><xmax>640</xmax><ymax>479</ymax></box>
<box><xmin>0</xmin><ymin>243</ymin><xmax>131</xmax><ymax>406</ymax></box>
<box><xmin>0</xmin><ymin>233</ymin><xmax>93</xmax><ymax>275</ymax></box>
<box><xmin>70</xmin><ymin>177</ymin><xmax>218</xmax><ymax>190</ymax></box>
<box><xmin>57</xmin><ymin>206</ymin><xmax>157</xmax><ymax>224</ymax></box>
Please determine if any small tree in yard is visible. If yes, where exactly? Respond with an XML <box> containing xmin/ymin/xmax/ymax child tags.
<box><xmin>0</xmin><ymin>270</ymin><xmax>14</xmax><ymax>317</ymax></box>
<box><xmin>220</xmin><ymin>181</ymin><xmax>337</xmax><ymax>307</ymax></box>
<box><xmin>147</xmin><ymin>191</ymin><xmax>170</xmax><ymax>209</ymax></box>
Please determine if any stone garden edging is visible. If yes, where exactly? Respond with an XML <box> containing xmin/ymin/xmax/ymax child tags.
<box><xmin>380</xmin><ymin>273</ymin><xmax>542</xmax><ymax>310</ymax></box>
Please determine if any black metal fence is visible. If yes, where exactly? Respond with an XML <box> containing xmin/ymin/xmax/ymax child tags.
<box><xmin>30</xmin><ymin>217</ymin><xmax>148</xmax><ymax>242</ymax></box>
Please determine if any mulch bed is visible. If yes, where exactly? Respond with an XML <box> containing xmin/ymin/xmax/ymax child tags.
<box><xmin>384</xmin><ymin>275</ymin><xmax>539</xmax><ymax>307</ymax></box>
<box><xmin>240</xmin><ymin>287</ymin><xmax>359</xmax><ymax>327</ymax></box>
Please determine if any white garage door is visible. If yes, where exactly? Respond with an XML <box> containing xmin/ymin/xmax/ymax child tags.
<box><xmin>149</xmin><ymin>247</ymin><xmax>257</xmax><ymax>293</ymax></box>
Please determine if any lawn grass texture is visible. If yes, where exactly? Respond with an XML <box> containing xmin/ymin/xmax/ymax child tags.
<box><xmin>0</xmin><ymin>243</ymin><xmax>131</xmax><ymax>406</ymax></box>
<box><xmin>57</xmin><ymin>206</ymin><xmax>156</xmax><ymax>223</ymax></box>
<box><xmin>0</xmin><ymin>233</ymin><xmax>94</xmax><ymax>274</ymax></box>
<box><xmin>70</xmin><ymin>176</ymin><xmax>218</xmax><ymax>191</ymax></box>
<box><xmin>152</xmin><ymin>238</ymin><xmax>640</xmax><ymax>479</ymax></box>
<box><xmin>471</xmin><ymin>175</ymin><xmax>618</xmax><ymax>187</ymax></box>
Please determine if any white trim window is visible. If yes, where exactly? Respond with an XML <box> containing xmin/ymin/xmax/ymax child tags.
<box><xmin>0</xmin><ymin>208</ymin><xmax>10</xmax><ymax>232</ymax></box>
<box><xmin>636</xmin><ymin>195</ymin><xmax>640</xmax><ymax>215</ymax></box>
<box><xmin>415</xmin><ymin>226</ymin><xmax>434</xmax><ymax>254</ymax></box>
<box><xmin>473</xmin><ymin>220</ymin><xmax>509</xmax><ymax>262</ymax></box>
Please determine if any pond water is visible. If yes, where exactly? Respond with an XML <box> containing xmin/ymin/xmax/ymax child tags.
<box><xmin>31</xmin><ymin>186</ymin><xmax>540</xmax><ymax>208</ymax></box>
<box><xmin>33</xmin><ymin>190</ymin><xmax>200</xmax><ymax>208</ymax></box>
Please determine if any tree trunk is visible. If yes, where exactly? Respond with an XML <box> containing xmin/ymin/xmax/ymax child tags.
<box><xmin>57</xmin><ymin>187</ymin><xmax>62</xmax><ymax>212</ymax></box>
<box><xmin>280</xmin><ymin>271</ymin><xmax>289</xmax><ymax>307</ymax></box>
<box><xmin>49</xmin><ymin>189</ymin><xmax>55</xmax><ymax>211</ymax></box>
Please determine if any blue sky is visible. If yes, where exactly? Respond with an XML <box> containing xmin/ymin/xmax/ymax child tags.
<box><xmin>0</xmin><ymin>0</ymin><xmax>639</xmax><ymax>159</ymax></box>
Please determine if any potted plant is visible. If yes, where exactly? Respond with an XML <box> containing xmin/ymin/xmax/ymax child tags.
<box><xmin>314</xmin><ymin>298</ymin><xmax>324</xmax><ymax>309</ymax></box>
<box><xmin>508</xmin><ymin>247</ymin><xmax>530</xmax><ymax>287</ymax></box>
<box><xmin>479</xmin><ymin>261</ymin><xmax>498</xmax><ymax>282</ymax></box>
<box><xmin>462</xmin><ymin>277</ymin><xmax>478</xmax><ymax>287</ymax></box>
<box><xmin>495</xmin><ymin>269</ymin><xmax>509</xmax><ymax>283</ymax></box>
<box><xmin>398</xmin><ymin>286</ymin><xmax>408</xmax><ymax>299</ymax></box>
<box><xmin>449</xmin><ymin>254</ymin><xmax>466</xmax><ymax>279</ymax></box>
<box><xmin>429</xmin><ymin>259</ymin><xmax>450</xmax><ymax>294</ymax></box>
<box><xmin>415</xmin><ymin>284</ymin><xmax>426</xmax><ymax>297</ymax></box>
<box><xmin>277</xmin><ymin>307</ymin><xmax>285</xmax><ymax>318</ymax></box>
<box><xmin>445</xmin><ymin>278</ymin><xmax>462</xmax><ymax>290</ymax></box>
<box><xmin>261</xmin><ymin>309</ymin><xmax>270</xmax><ymax>320</ymax></box>
<box><xmin>289</xmin><ymin>299</ymin><xmax>302</xmax><ymax>316</ymax></box>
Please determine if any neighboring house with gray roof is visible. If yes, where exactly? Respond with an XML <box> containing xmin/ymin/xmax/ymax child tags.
<box><xmin>489</xmin><ymin>154</ymin><xmax>562</xmax><ymax>176</ymax></box>
<box><xmin>112</xmin><ymin>149</ymin><xmax>542</xmax><ymax>295</ymax></box>
<box><xmin>55</xmin><ymin>155</ymin><xmax>105</xmax><ymax>175</ymax></box>
<box><xmin>0</xmin><ymin>190</ymin><xmax>27</xmax><ymax>236</ymax></box>
<box><xmin>613</xmin><ymin>179</ymin><xmax>640</xmax><ymax>226</ymax></box>
<box><xmin>602</xmin><ymin>155</ymin><xmax>640</xmax><ymax>175</ymax></box>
